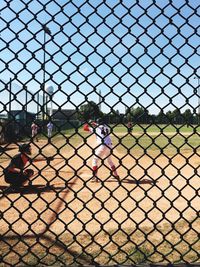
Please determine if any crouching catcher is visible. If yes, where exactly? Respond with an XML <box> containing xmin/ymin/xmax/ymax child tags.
<box><xmin>3</xmin><ymin>143</ymin><xmax>53</xmax><ymax>189</ymax></box>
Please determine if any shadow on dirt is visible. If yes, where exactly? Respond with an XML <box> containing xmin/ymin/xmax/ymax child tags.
<box><xmin>0</xmin><ymin>182</ymin><xmax>76</xmax><ymax>195</ymax></box>
<box><xmin>122</xmin><ymin>178</ymin><xmax>158</xmax><ymax>185</ymax></box>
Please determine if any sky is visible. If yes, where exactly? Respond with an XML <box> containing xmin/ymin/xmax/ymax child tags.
<box><xmin>0</xmin><ymin>0</ymin><xmax>200</xmax><ymax>116</ymax></box>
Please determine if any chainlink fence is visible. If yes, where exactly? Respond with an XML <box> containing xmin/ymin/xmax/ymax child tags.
<box><xmin>0</xmin><ymin>0</ymin><xmax>200</xmax><ymax>266</ymax></box>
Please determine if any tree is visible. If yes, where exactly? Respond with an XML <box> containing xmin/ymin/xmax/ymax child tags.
<box><xmin>171</xmin><ymin>109</ymin><xmax>183</xmax><ymax>124</ymax></box>
<box><xmin>131</xmin><ymin>106</ymin><xmax>149</xmax><ymax>123</ymax></box>
<box><xmin>78</xmin><ymin>101</ymin><xmax>101</xmax><ymax>121</ymax></box>
<box><xmin>157</xmin><ymin>111</ymin><xmax>167</xmax><ymax>124</ymax></box>
<box><xmin>125</xmin><ymin>107</ymin><xmax>132</xmax><ymax>122</ymax></box>
<box><xmin>166</xmin><ymin>110</ymin><xmax>173</xmax><ymax>123</ymax></box>
<box><xmin>183</xmin><ymin>109</ymin><xmax>193</xmax><ymax>126</ymax></box>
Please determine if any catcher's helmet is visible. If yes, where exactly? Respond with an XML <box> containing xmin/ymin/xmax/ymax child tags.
<box><xmin>19</xmin><ymin>143</ymin><xmax>31</xmax><ymax>155</ymax></box>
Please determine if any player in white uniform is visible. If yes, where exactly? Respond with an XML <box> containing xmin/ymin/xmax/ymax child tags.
<box><xmin>83</xmin><ymin>118</ymin><xmax>119</xmax><ymax>182</ymax></box>
<box><xmin>47</xmin><ymin>121</ymin><xmax>53</xmax><ymax>138</ymax></box>
<box><xmin>31</xmin><ymin>121</ymin><xmax>39</xmax><ymax>142</ymax></box>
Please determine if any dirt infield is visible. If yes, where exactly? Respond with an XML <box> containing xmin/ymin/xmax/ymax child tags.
<box><xmin>0</xmin><ymin>135</ymin><xmax>199</xmax><ymax>237</ymax></box>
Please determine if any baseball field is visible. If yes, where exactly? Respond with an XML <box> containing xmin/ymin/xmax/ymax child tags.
<box><xmin>0</xmin><ymin>124</ymin><xmax>199</xmax><ymax>265</ymax></box>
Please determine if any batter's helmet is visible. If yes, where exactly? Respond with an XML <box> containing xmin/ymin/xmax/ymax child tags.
<box><xmin>19</xmin><ymin>143</ymin><xmax>31</xmax><ymax>154</ymax></box>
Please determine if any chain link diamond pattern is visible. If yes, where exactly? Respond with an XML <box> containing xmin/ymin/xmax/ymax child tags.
<box><xmin>0</xmin><ymin>0</ymin><xmax>199</xmax><ymax>266</ymax></box>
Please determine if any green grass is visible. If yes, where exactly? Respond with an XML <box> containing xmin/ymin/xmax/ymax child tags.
<box><xmin>112</xmin><ymin>133</ymin><xmax>200</xmax><ymax>156</ymax></box>
<box><xmin>109</xmin><ymin>124</ymin><xmax>200</xmax><ymax>156</ymax></box>
<box><xmin>2</xmin><ymin>124</ymin><xmax>199</xmax><ymax>159</ymax></box>
<box><xmin>38</xmin><ymin>124</ymin><xmax>200</xmax><ymax>157</ymax></box>
<box><xmin>112</xmin><ymin>124</ymin><xmax>200</xmax><ymax>134</ymax></box>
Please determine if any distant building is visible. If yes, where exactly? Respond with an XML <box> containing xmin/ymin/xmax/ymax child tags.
<box><xmin>51</xmin><ymin>109</ymin><xmax>78</xmax><ymax>120</ymax></box>
<box><xmin>8</xmin><ymin>110</ymin><xmax>35</xmax><ymax>122</ymax></box>
<box><xmin>0</xmin><ymin>110</ymin><xmax>36</xmax><ymax>143</ymax></box>
<box><xmin>0</xmin><ymin>114</ymin><xmax>7</xmax><ymax>119</ymax></box>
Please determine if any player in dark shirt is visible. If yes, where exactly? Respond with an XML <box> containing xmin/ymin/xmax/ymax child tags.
<box><xmin>3</xmin><ymin>143</ymin><xmax>53</xmax><ymax>189</ymax></box>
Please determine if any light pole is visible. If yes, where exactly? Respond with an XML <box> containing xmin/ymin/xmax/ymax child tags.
<box><xmin>42</xmin><ymin>24</ymin><xmax>51</xmax><ymax>120</ymax></box>
<box><xmin>98</xmin><ymin>90</ymin><xmax>102</xmax><ymax>112</ymax></box>
<box><xmin>194</xmin><ymin>76</ymin><xmax>200</xmax><ymax>124</ymax></box>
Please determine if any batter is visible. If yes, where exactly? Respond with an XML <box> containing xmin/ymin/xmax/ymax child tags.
<box><xmin>83</xmin><ymin>118</ymin><xmax>119</xmax><ymax>182</ymax></box>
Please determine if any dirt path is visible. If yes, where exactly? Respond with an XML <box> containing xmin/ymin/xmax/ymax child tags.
<box><xmin>0</xmin><ymin>136</ymin><xmax>199</xmax><ymax>237</ymax></box>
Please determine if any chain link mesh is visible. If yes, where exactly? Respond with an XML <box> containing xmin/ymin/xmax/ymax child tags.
<box><xmin>0</xmin><ymin>0</ymin><xmax>200</xmax><ymax>266</ymax></box>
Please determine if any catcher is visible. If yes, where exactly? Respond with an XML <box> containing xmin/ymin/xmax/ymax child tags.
<box><xmin>83</xmin><ymin>117</ymin><xmax>119</xmax><ymax>182</ymax></box>
<box><xmin>3</xmin><ymin>143</ymin><xmax>53</xmax><ymax>189</ymax></box>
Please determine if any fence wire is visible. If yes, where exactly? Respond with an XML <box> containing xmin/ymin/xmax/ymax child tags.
<box><xmin>0</xmin><ymin>0</ymin><xmax>200</xmax><ymax>266</ymax></box>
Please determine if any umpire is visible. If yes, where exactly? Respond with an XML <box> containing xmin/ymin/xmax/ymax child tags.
<box><xmin>3</xmin><ymin>143</ymin><xmax>53</xmax><ymax>189</ymax></box>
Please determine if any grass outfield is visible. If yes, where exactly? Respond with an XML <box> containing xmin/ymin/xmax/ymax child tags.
<box><xmin>112</xmin><ymin>124</ymin><xmax>200</xmax><ymax>155</ymax></box>
<box><xmin>50</xmin><ymin>124</ymin><xmax>200</xmax><ymax>157</ymax></box>
<box><xmin>1</xmin><ymin>124</ymin><xmax>199</xmax><ymax>162</ymax></box>
<box><xmin>112</xmin><ymin>123</ymin><xmax>200</xmax><ymax>133</ymax></box>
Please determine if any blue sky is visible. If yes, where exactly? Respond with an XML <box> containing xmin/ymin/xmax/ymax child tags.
<box><xmin>0</xmin><ymin>0</ymin><xmax>200</xmax><ymax>115</ymax></box>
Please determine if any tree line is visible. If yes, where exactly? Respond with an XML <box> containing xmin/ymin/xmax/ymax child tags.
<box><xmin>78</xmin><ymin>101</ymin><xmax>197</xmax><ymax>125</ymax></box>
